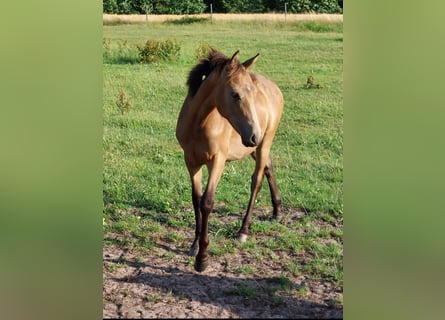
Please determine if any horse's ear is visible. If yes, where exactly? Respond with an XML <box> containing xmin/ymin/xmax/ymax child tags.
<box><xmin>229</xmin><ymin>50</ymin><xmax>240</xmax><ymax>68</ymax></box>
<box><xmin>242</xmin><ymin>53</ymin><xmax>259</xmax><ymax>70</ymax></box>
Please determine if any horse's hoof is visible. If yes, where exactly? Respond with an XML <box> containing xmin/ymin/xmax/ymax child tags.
<box><xmin>188</xmin><ymin>246</ymin><xmax>198</xmax><ymax>257</ymax></box>
<box><xmin>194</xmin><ymin>259</ymin><xmax>208</xmax><ymax>272</ymax></box>
<box><xmin>273</xmin><ymin>214</ymin><xmax>282</xmax><ymax>222</ymax></box>
<box><xmin>237</xmin><ymin>233</ymin><xmax>248</xmax><ymax>243</ymax></box>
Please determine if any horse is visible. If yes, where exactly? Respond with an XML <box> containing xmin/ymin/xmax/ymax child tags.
<box><xmin>175</xmin><ymin>49</ymin><xmax>284</xmax><ymax>272</ymax></box>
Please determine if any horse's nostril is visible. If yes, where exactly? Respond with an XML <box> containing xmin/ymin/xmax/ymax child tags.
<box><xmin>251</xmin><ymin>134</ymin><xmax>257</xmax><ymax>145</ymax></box>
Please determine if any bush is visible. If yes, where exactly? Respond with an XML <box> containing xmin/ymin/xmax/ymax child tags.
<box><xmin>115</xmin><ymin>90</ymin><xmax>132</xmax><ymax>115</ymax></box>
<box><xmin>195</xmin><ymin>43</ymin><xmax>212</xmax><ymax>61</ymax></box>
<box><xmin>103</xmin><ymin>38</ymin><xmax>140</xmax><ymax>64</ymax></box>
<box><xmin>137</xmin><ymin>38</ymin><xmax>181</xmax><ymax>63</ymax></box>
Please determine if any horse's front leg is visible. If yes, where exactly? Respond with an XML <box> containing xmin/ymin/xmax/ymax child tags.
<box><xmin>186</xmin><ymin>161</ymin><xmax>203</xmax><ymax>257</ymax></box>
<box><xmin>194</xmin><ymin>155</ymin><xmax>226</xmax><ymax>272</ymax></box>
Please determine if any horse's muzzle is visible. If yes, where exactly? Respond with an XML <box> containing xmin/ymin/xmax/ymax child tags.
<box><xmin>242</xmin><ymin>134</ymin><xmax>257</xmax><ymax>147</ymax></box>
<box><xmin>239</xmin><ymin>123</ymin><xmax>261</xmax><ymax>147</ymax></box>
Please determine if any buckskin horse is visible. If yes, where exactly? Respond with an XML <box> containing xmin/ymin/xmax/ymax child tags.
<box><xmin>176</xmin><ymin>49</ymin><xmax>284</xmax><ymax>272</ymax></box>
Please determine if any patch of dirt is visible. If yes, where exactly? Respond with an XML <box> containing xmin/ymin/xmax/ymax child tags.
<box><xmin>103</xmin><ymin>209</ymin><xmax>343</xmax><ymax>319</ymax></box>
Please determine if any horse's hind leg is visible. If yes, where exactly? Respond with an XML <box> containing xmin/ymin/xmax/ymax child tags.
<box><xmin>186</xmin><ymin>161</ymin><xmax>203</xmax><ymax>257</ymax></box>
<box><xmin>264</xmin><ymin>156</ymin><xmax>282</xmax><ymax>221</ymax></box>
<box><xmin>238</xmin><ymin>153</ymin><xmax>281</xmax><ymax>243</ymax></box>
<box><xmin>237</xmin><ymin>153</ymin><xmax>266</xmax><ymax>243</ymax></box>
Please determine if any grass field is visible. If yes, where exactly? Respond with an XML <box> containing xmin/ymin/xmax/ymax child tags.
<box><xmin>103</xmin><ymin>16</ymin><xmax>343</xmax><ymax>295</ymax></box>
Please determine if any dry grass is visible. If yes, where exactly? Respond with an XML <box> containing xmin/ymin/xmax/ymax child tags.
<box><xmin>103</xmin><ymin>13</ymin><xmax>343</xmax><ymax>24</ymax></box>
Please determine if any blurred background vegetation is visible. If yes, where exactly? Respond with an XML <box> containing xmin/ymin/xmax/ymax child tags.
<box><xmin>103</xmin><ymin>0</ymin><xmax>343</xmax><ymax>15</ymax></box>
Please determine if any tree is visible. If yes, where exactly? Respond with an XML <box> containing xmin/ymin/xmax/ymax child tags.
<box><xmin>103</xmin><ymin>0</ymin><xmax>119</xmax><ymax>13</ymax></box>
<box><xmin>154</xmin><ymin>0</ymin><xmax>206</xmax><ymax>14</ymax></box>
<box><xmin>220</xmin><ymin>0</ymin><xmax>265</xmax><ymax>13</ymax></box>
<box><xmin>285</xmin><ymin>0</ymin><xmax>341</xmax><ymax>13</ymax></box>
<box><xmin>102</xmin><ymin>0</ymin><xmax>342</xmax><ymax>14</ymax></box>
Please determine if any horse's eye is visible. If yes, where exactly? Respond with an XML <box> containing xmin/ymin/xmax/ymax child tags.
<box><xmin>231</xmin><ymin>92</ymin><xmax>240</xmax><ymax>100</ymax></box>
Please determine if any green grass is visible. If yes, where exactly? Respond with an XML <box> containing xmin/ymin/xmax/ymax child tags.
<box><xmin>103</xmin><ymin>22</ymin><xmax>342</xmax><ymax>213</ymax></box>
<box><xmin>224</xmin><ymin>275</ymin><xmax>294</xmax><ymax>304</ymax></box>
<box><xmin>103</xmin><ymin>19</ymin><xmax>342</xmax><ymax>289</ymax></box>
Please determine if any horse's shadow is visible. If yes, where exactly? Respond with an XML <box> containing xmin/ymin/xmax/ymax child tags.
<box><xmin>104</xmin><ymin>256</ymin><xmax>342</xmax><ymax>319</ymax></box>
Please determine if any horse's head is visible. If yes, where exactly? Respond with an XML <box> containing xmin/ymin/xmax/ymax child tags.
<box><xmin>219</xmin><ymin>50</ymin><xmax>262</xmax><ymax>147</ymax></box>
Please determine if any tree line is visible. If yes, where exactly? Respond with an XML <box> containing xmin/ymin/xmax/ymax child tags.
<box><xmin>103</xmin><ymin>0</ymin><xmax>343</xmax><ymax>15</ymax></box>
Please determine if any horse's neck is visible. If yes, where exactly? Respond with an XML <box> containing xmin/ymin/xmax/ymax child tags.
<box><xmin>183</xmin><ymin>80</ymin><xmax>221</xmax><ymax>126</ymax></box>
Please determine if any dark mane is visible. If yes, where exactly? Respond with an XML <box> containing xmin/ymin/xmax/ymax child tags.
<box><xmin>186</xmin><ymin>49</ymin><xmax>229</xmax><ymax>97</ymax></box>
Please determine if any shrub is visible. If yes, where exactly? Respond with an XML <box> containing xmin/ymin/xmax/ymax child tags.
<box><xmin>115</xmin><ymin>90</ymin><xmax>132</xmax><ymax>115</ymax></box>
<box><xmin>103</xmin><ymin>38</ymin><xmax>140</xmax><ymax>64</ymax></box>
<box><xmin>137</xmin><ymin>38</ymin><xmax>181</xmax><ymax>63</ymax></box>
<box><xmin>194</xmin><ymin>43</ymin><xmax>212</xmax><ymax>61</ymax></box>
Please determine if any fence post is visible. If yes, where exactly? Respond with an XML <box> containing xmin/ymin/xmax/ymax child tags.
<box><xmin>143</xmin><ymin>4</ymin><xmax>149</xmax><ymax>23</ymax></box>
<box><xmin>210</xmin><ymin>3</ymin><xmax>213</xmax><ymax>24</ymax></box>
<box><xmin>284</xmin><ymin>3</ymin><xmax>287</xmax><ymax>23</ymax></box>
